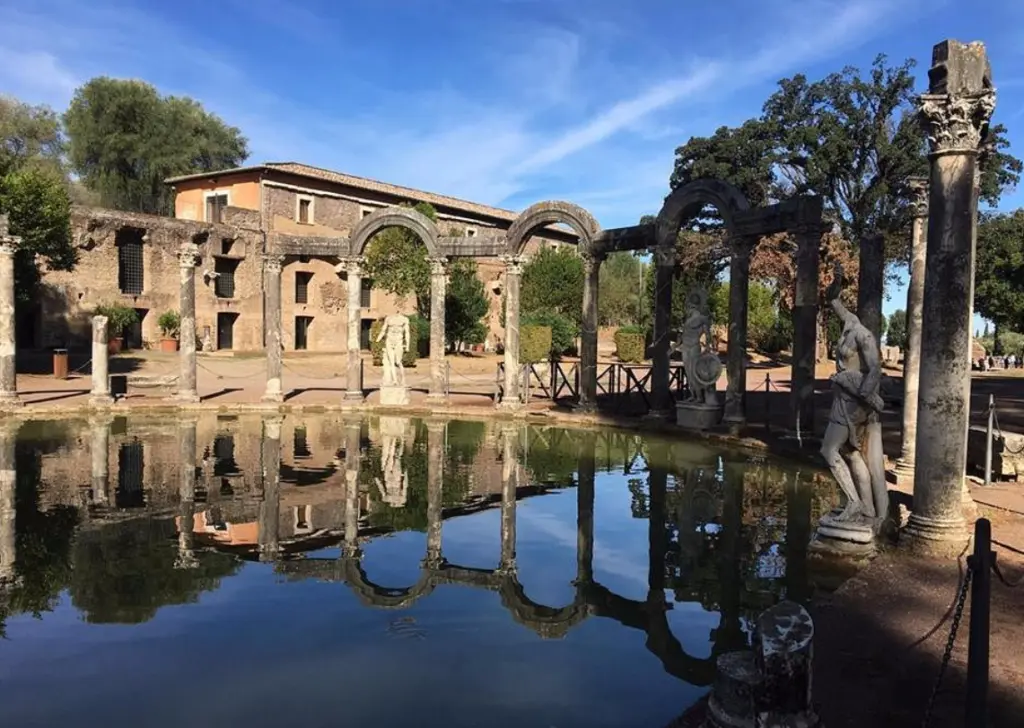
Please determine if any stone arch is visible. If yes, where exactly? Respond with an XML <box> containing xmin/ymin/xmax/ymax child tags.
<box><xmin>506</xmin><ymin>201</ymin><xmax>601</xmax><ymax>256</ymax></box>
<box><xmin>349</xmin><ymin>206</ymin><xmax>441</xmax><ymax>258</ymax></box>
<box><xmin>654</xmin><ymin>179</ymin><xmax>751</xmax><ymax>248</ymax></box>
<box><xmin>340</xmin><ymin>556</ymin><xmax>437</xmax><ymax>609</ymax></box>
<box><xmin>498</xmin><ymin>574</ymin><xmax>590</xmax><ymax>639</ymax></box>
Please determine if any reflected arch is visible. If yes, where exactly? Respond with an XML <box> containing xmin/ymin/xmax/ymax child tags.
<box><xmin>349</xmin><ymin>206</ymin><xmax>441</xmax><ymax>258</ymax></box>
<box><xmin>506</xmin><ymin>201</ymin><xmax>601</xmax><ymax>256</ymax></box>
<box><xmin>340</xmin><ymin>555</ymin><xmax>437</xmax><ymax>609</ymax></box>
<box><xmin>498</xmin><ymin>573</ymin><xmax>590</xmax><ymax>639</ymax></box>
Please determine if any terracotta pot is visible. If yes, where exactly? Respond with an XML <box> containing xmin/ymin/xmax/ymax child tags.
<box><xmin>160</xmin><ymin>338</ymin><xmax>179</xmax><ymax>353</ymax></box>
<box><xmin>107</xmin><ymin>338</ymin><xmax>123</xmax><ymax>355</ymax></box>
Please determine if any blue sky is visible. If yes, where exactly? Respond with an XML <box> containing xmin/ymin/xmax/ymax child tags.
<box><xmin>2</xmin><ymin>0</ymin><xmax>1022</xmax><ymax>327</ymax></box>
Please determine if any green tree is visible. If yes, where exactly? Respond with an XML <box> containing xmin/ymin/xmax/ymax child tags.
<box><xmin>885</xmin><ymin>309</ymin><xmax>907</xmax><ymax>349</ymax></box>
<box><xmin>445</xmin><ymin>258</ymin><xmax>489</xmax><ymax>350</ymax></box>
<box><xmin>63</xmin><ymin>77</ymin><xmax>248</xmax><ymax>214</ymax></box>
<box><xmin>0</xmin><ymin>96</ymin><xmax>74</xmax><ymax>304</ymax></box>
<box><xmin>710</xmin><ymin>281</ymin><xmax>778</xmax><ymax>352</ymax></box>
<box><xmin>521</xmin><ymin>245</ymin><xmax>583</xmax><ymax>326</ymax></box>
<box><xmin>598</xmin><ymin>251</ymin><xmax>643</xmax><ymax>326</ymax></box>
<box><xmin>975</xmin><ymin>210</ymin><xmax>1024</xmax><ymax>335</ymax></box>
<box><xmin>363</xmin><ymin>202</ymin><xmax>436</xmax><ymax>316</ymax></box>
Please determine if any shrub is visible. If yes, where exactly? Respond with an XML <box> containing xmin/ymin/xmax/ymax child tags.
<box><xmin>522</xmin><ymin>311</ymin><xmax>577</xmax><ymax>359</ymax></box>
<box><xmin>408</xmin><ymin>314</ymin><xmax>430</xmax><ymax>358</ymax></box>
<box><xmin>157</xmin><ymin>310</ymin><xmax>180</xmax><ymax>338</ymax></box>
<box><xmin>94</xmin><ymin>302</ymin><xmax>138</xmax><ymax>338</ymax></box>
<box><xmin>614</xmin><ymin>328</ymin><xmax>646</xmax><ymax>363</ymax></box>
<box><xmin>370</xmin><ymin>318</ymin><xmax>418</xmax><ymax>367</ymax></box>
<box><xmin>520</xmin><ymin>324</ymin><xmax>552</xmax><ymax>364</ymax></box>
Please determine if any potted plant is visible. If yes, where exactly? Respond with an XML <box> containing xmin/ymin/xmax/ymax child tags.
<box><xmin>95</xmin><ymin>302</ymin><xmax>139</xmax><ymax>354</ymax></box>
<box><xmin>158</xmin><ymin>310</ymin><xmax>181</xmax><ymax>352</ymax></box>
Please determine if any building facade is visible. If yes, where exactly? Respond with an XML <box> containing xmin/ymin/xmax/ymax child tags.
<box><xmin>33</xmin><ymin>162</ymin><xmax>575</xmax><ymax>352</ymax></box>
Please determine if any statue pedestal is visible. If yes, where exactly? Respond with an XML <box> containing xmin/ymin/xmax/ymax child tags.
<box><xmin>676</xmin><ymin>401</ymin><xmax>722</xmax><ymax>431</ymax></box>
<box><xmin>379</xmin><ymin>385</ymin><xmax>410</xmax><ymax>407</ymax></box>
<box><xmin>809</xmin><ymin>510</ymin><xmax>877</xmax><ymax>558</ymax></box>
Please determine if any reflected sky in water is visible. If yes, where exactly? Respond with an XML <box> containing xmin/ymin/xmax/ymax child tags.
<box><xmin>0</xmin><ymin>415</ymin><xmax>835</xmax><ymax>728</ymax></box>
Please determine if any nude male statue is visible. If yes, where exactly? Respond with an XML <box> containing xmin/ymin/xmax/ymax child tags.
<box><xmin>376</xmin><ymin>314</ymin><xmax>411</xmax><ymax>387</ymax></box>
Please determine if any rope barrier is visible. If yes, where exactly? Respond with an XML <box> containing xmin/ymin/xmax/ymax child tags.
<box><xmin>196</xmin><ymin>359</ymin><xmax>268</xmax><ymax>380</ymax></box>
<box><xmin>992</xmin><ymin>407</ymin><xmax>1024</xmax><ymax>455</ymax></box>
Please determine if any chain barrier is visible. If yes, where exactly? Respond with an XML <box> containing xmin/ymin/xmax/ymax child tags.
<box><xmin>992</xmin><ymin>407</ymin><xmax>1024</xmax><ymax>455</ymax></box>
<box><xmin>279</xmin><ymin>360</ymin><xmax>343</xmax><ymax>381</ymax></box>
<box><xmin>992</xmin><ymin>557</ymin><xmax>1024</xmax><ymax>589</ymax></box>
<box><xmin>921</xmin><ymin>565</ymin><xmax>973</xmax><ymax>728</ymax></box>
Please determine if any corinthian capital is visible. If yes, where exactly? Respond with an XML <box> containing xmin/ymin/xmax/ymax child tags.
<box><xmin>262</xmin><ymin>253</ymin><xmax>284</xmax><ymax>274</ymax></box>
<box><xmin>178</xmin><ymin>242</ymin><xmax>200</xmax><ymax>268</ymax></box>
<box><xmin>907</xmin><ymin>177</ymin><xmax>929</xmax><ymax>218</ymax></box>
<box><xmin>336</xmin><ymin>255</ymin><xmax>364</xmax><ymax>277</ymax></box>
<box><xmin>918</xmin><ymin>91</ymin><xmax>995</xmax><ymax>155</ymax></box>
<box><xmin>428</xmin><ymin>256</ymin><xmax>448</xmax><ymax>277</ymax></box>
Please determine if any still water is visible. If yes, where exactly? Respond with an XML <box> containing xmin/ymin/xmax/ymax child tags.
<box><xmin>0</xmin><ymin>415</ymin><xmax>835</xmax><ymax>728</ymax></box>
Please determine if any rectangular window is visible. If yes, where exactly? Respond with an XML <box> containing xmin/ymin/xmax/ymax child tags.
<box><xmin>221</xmin><ymin>238</ymin><xmax>234</xmax><ymax>255</ymax></box>
<box><xmin>206</xmin><ymin>193</ymin><xmax>228</xmax><ymax>223</ymax></box>
<box><xmin>295</xmin><ymin>272</ymin><xmax>313</xmax><ymax>304</ymax></box>
<box><xmin>214</xmin><ymin>258</ymin><xmax>238</xmax><ymax>298</ymax></box>
<box><xmin>466</xmin><ymin>227</ymin><xmax>478</xmax><ymax>238</ymax></box>
<box><xmin>360</xmin><ymin>206</ymin><xmax>374</xmax><ymax>219</ymax></box>
<box><xmin>294</xmin><ymin>426</ymin><xmax>310</xmax><ymax>458</ymax></box>
<box><xmin>360</xmin><ymin>279</ymin><xmax>372</xmax><ymax>308</ymax></box>
<box><xmin>295</xmin><ymin>316</ymin><xmax>313</xmax><ymax>350</ymax></box>
<box><xmin>297</xmin><ymin>196</ymin><xmax>312</xmax><ymax>224</ymax></box>
<box><xmin>116</xmin><ymin>229</ymin><xmax>145</xmax><ymax>295</ymax></box>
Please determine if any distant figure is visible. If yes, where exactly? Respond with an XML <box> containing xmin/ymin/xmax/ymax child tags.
<box><xmin>376</xmin><ymin>314</ymin><xmax>410</xmax><ymax>387</ymax></box>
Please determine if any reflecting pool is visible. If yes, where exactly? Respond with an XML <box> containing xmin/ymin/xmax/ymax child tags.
<box><xmin>0</xmin><ymin>415</ymin><xmax>836</xmax><ymax>727</ymax></box>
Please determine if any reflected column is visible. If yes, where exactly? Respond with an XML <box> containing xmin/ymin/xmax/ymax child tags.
<box><xmin>425</xmin><ymin>420</ymin><xmax>445</xmax><ymax>567</ymax></box>
<box><xmin>646</xmin><ymin>441</ymin><xmax>669</xmax><ymax>599</ymax></box>
<box><xmin>343</xmin><ymin>419</ymin><xmax>362</xmax><ymax>558</ymax></box>
<box><xmin>0</xmin><ymin>422</ymin><xmax>15</xmax><ymax>583</ymax></box>
<box><xmin>576</xmin><ymin>431</ymin><xmax>596</xmax><ymax>586</ymax></box>
<box><xmin>176</xmin><ymin>417</ymin><xmax>198</xmax><ymax>569</ymax></box>
<box><xmin>785</xmin><ymin>470</ymin><xmax>812</xmax><ymax>604</ymax></box>
<box><xmin>89</xmin><ymin>416</ymin><xmax>111</xmax><ymax>506</ymax></box>
<box><xmin>716</xmin><ymin>462</ymin><xmax>747</xmax><ymax>652</ymax></box>
<box><xmin>258</xmin><ymin>416</ymin><xmax>282</xmax><ymax>562</ymax></box>
<box><xmin>499</xmin><ymin>425</ymin><xmax>518</xmax><ymax>572</ymax></box>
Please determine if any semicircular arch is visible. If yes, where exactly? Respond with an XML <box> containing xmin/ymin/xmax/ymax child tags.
<box><xmin>350</xmin><ymin>206</ymin><xmax>441</xmax><ymax>258</ymax></box>
<box><xmin>655</xmin><ymin>179</ymin><xmax>750</xmax><ymax>249</ymax></box>
<box><xmin>341</xmin><ymin>556</ymin><xmax>436</xmax><ymax>609</ymax></box>
<box><xmin>506</xmin><ymin>201</ymin><xmax>601</xmax><ymax>256</ymax></box>
<box><xmin>498</xmin><ymin>573</ymin><xmax>590</xmax><ymax>639</ymax></box>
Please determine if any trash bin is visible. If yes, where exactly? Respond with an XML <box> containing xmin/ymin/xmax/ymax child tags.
<box><xmin>53</xmin><ymin>348</ymin><xmax>69</xmax><ymax>380</ymax></box>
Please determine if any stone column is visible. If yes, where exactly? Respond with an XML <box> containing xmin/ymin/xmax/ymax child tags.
<box><xmin>856</xmin><ymin>233</ymin><xmax>886</xmax><ymax>342</ymax></box>
<box><xmin>341</xmin><ymin>257</ymin><xmax>365</xmax><ymax>402</ymax></box>
<box><xmin>176</xmin><ymin>418</ymin><xmax>198</xmax><ymax>569</ymax></box>
<box><xmin>261</xmin><ymin>254</ymin><xmax>285</xmax><ymax>403</ymax></box>
<box><xmin>0</xmin><ymin>423</ymin><xmax>15</xmax><ymax>583</ymax></box>
<box><xmin>258</xmin><ymin>416</ymin><xmax>282</xmax><ymax>561</ymax></box>
<box><xmin>343</xmin><ymin>420</ymin><xmax>362</xmax><ymax>558</ymax></box>
<box><xmin>176</xmin><ymin>242</ymin><xmax>200</xmax><ymax>403</ymax></box>
<box><xmin>906</xmin><ymin>40</ymin><xmax>995</xmax><ymax>549</ymax></box>
<box><xmin>0</xmin><ymin>216</ymin><xmax>21</xmax><ymax>408</ymax></box>
<box><xmin>649</xmin><ymin>245</ymin><xmax>675</xmax><ymax>416</ymax></box>
<box><xmin>425</xmin><ymin>420</ymin><xmax>445</xmax><ymax>567</ymax></box>
<box><xmin>89</xmin><ymin>416</ymin><xmax>110</xmax><ymax>505</ymax></box>
<box><xmin>895</xmin><ymin>178</ymin><xmax>929</xmax><ymax>478</ymax></box>
<box><xmin>577</xmin><ymin>250</ymin><xmax>603</xmax><ymax>412</ymax></box>
<box><xmin>500</xmin><ymin>255</ymin><xmax>525</xmax><ymax>409</ymax></box>
<box><xmin>576</xmin><ymin>432</ymin><xmax>596</xmax><ymax>586</ymax></box>
<box><xmin>724</xmin><ymin>237</ymin><xmax>755</xmax><ymax>427</ymax></box>
<box><xmin>791</xmin><ymin>226</ymin><xmax>822</xmax><ymax>435</ymax></box>
<box><xmin>89</xmin><ymin>316</ymin><xmax>113</xmax><ymax>405</ymax></box>
<box><xmin>427</xmin><ymin>257</ymin><xmax>449</xmax><ymax>402</ymax></box>
<box><xmin>499</xmin><ymin>425</ymin><xmax>518</xmax><ymax>571</ymax></box>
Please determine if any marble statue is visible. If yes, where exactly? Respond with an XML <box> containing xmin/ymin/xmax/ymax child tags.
<box><xmin>376</xmin><ymin>314</ymin><xmax>411</xmax><ymax>388</ymax></box>
<box><xmin>376</xmin><ymin>417</ymin><xmax>409</xmax><ymax>508</ymax></box>
<box><xmin>819</xmin><ymin>263</ymin><xmax>888</xmax><ymax>536</ymax></box>
<box><xmin>679</xmin><ymin>286</ymin><xmax>721</xmax><ymax>405</ymax></box>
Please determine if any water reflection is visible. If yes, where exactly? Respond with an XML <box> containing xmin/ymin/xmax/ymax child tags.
<box><xmin>0</xmin><ymin>414</ymin><xmax>835</xmax><ymax>724</ymax></box>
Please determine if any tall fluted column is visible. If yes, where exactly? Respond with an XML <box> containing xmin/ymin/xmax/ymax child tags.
<box><xmin>90</xmin><ymin>316</ymin><xmax>113</xmax><ymax>405</ymax></box>
<box><xmin>500</xmin><ymin>255</ymin><xmax>524</xmax><ymax>409</ymax></box>
<box><xmin>578</xmin><ymin>250</ymin><xmax>602</xmax><ymax>412</ymax></box>
<box><xmin>176</xmin><ymin>241</ymin><xmax>200</xmax><ymax>403</ymax></box>
<box><xmin>895</xmin><ymin>178</ymin><xmax>929</xmax><ymax>478</ymax></box>
<box><xmin>576</xmin><ymin>432</ymin><xmax>596</xmax><ymax>586</ymax></box>
<box><xmin>906</xmin><ymin>40</ymin><xmax>995</xmax><ymax>549</ymax></box>
<box><xmin>427</xmin><ymin>257</ymin><xmax>449</xmax><ymax>401</ymax></box>
<box><xmin>341</xmin><ymin>257</ymin><xmax>365</xmax><ymax>402</ymax></box>
<box><xmin>0</xmin><ymin>216</ymin><xmax>21</xmax><ymax>408</ymax></box>
<box><xmin>176</xmin><ymin>417</ymin><xmax>198</xmax><ymax>569</ymax></box>
<box><xmin>261</xmin><ymin>254</ymin><xmax>285</xmax><ymax>403</ymax></box>
<box><xmin>89</xmin><ymin>416</ymin><xmax>110</xmax><ymax>505</ymax></box>
<box><xmin>425</xmin><ymin>420</ymin><xmax>445</xmax><ymax>567</ymax></box>
<box><xmin>0</xmin><ymin>423</ymin><xmax>15</xmax><ymax>583</ymax></box>
<box><xmin>258</xmin><ymin>416</ymin><xmax>282</xmax><ymax>561</ymax></box>
<box><xmin>791</xmin><ymin>225</ymin><xmax>823</xmax><ymax>435</ymax></box>
<box><xmin>343</xmin><ymin>420</ymin><xmax>362</xmax><ymax>558</ymax></box>
<box><xmin>724</xmin><ymin>237</ymin><xmax>755</xmax><ymax>427</ymax></box>
<box><xmin>499</xmin><ymin>425</ymin><xmax>518</xmax><ymax>571</ymax></box>
<box><xmin>649</xmin><ymin>245</ymin><xmax>675</xmax><ymax>416</ymax></box>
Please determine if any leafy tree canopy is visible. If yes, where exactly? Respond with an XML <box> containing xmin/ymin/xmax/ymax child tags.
<box><xmin>64</xmin><ymin>77</ymin><xmax>249</xmax><ymax>215</ymax></box>
<box><xmin>886</xmin><ymin>309</ymin><xmax>907</xmax><ymax>349</ymax></box>
<box><xmin>598</xmin><ymin>251</ymin><xmax>643</xmax><ymax>327</ymax></box>
<box><xmin>362</xmin><ymin>202</ymin><xmax>436</xmax><ymax>316</ymax></box>
<box><xmin>975</xmin><ymin>210</ymin><xmax>1024</xmax><ymax>333</ymax></box>
<box><xmin>521</xmin><ymin>245</ymin><xmax>583</xmax><ymax>326</ymax></box>
<box><xmin>445</xmin><ymin>258</ymin><xmax>490</xmax><ymax>350</ymax></box>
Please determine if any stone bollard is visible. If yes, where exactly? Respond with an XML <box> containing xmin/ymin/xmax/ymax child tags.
<box><xmin>705</xmin><ymin>600</ymin><xmax>819</xmax><ymax>728</ymax></box>
<box><xmin>89</xmin><ymin>315</ymin><xmax>113</xmax><ymax>405</ymax></box>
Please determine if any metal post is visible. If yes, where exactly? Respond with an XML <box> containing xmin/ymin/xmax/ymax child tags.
<box><xmin>984</xmin><ymin>394</ymin><xmax>994</xmax><ymax>487</ymax></box>
<box><xmin>765</xmin><ymin>373</ymin><xmax>772</xmax><ymax>432</ymax></box>
<box><xmin>966</xmin><ymin>518</ymin><xmax>992</xmax><ymax>728</ymax></box>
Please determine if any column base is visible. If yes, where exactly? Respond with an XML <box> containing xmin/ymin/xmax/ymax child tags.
<box><xmin>891</xmin><ymin>457</ymin><xmax>915</xmax><ymax>484</ymax></box>
<box><xmin>260</xmin><ymin>391</ymin><xmax>284</xmax><ymax>404</ymax></box>
<box><xmin>902</xmin><ymin>511</ymin><xmax>969</xmax><ymax>555</ymax></box>
<box><xmin>572</xmin><ymin>399</ymin><xmax>597</xmax><ymax>415</ymax></box>
<box><xmin>0</xmin><ymin>393</ymin><xmax>22</xmax><ymax>409</ymax></box>
<box><xmin>497</xmin><ymin>398</ymin><xmax>523</xmax><ymax>412</ymax></box>
<box><xmin>88</xmin><ymin>394</ymin><xmax>114</xmax><ymax>407</ymax></box>
<box><xmin>175</xmin><ymin>391</ymin><xmax>201</xmax><ymax>405</ymax></box>
<box><xmin>343</xmin><ymin>390</ymin><xmax>364</xmax><ymax>403</ymax></box>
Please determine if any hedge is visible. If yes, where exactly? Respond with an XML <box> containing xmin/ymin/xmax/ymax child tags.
<box><xmin>370</xmin><ymin>318</ymin><xmax>419</xmax><ymax>367</ymax></box>
<box><xmin>520</xmin><ymin>325</ymin><xmax>552</xmax><ymax>364</ymax></box>
<box><xmin>614</xmin><ymin>329</ymin><xmax>646</xmax><ymax>363</ymax></box>
<box><xmin>522</xmin><ymin>311</ymin><xmax>577</xmax><ymax>359</ymax></box>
